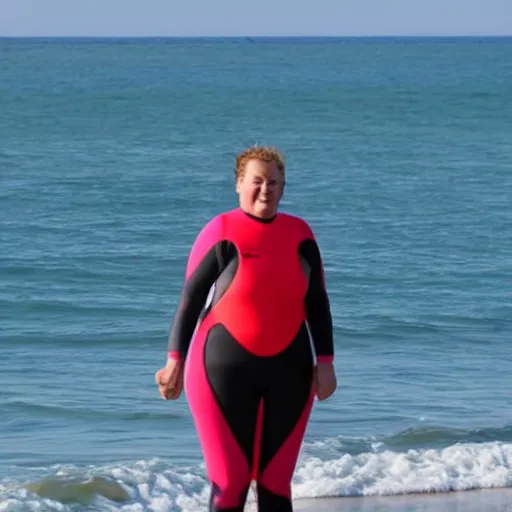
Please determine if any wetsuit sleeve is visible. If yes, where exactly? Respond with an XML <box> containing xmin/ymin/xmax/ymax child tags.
<box><xmin>167</xmin><ymin>216</ymin><xmax>225</xmax><ymax>362</ymax></box>
<box><xmin>299</xmin><ymin>233</ymin><xmax>335</xmax><ymax>364</ymax></box>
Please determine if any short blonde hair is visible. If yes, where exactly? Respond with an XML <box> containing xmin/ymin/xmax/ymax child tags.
<box><xmin>235</xmin><ymin>146</ymin><xmax>286</xmax><ymax>181</ymax></box>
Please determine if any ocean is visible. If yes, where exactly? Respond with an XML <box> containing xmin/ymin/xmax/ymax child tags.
<box><xmin>1</xmin><ymin>36</ymin><xmax>511</xmax><ymax>511</ymax></box>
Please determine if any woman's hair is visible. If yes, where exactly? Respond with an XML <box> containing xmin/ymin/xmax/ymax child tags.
<box><xmin>235</xmin><ymin>146</ymin><xmax>286</xmax><ymax>181</ymax></box>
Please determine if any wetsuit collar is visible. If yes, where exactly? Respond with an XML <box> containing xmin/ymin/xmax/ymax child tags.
<box><xmin>240</xmin><ymin>208</ymin><xmax>277</xmax><ymax>224</ymax></box>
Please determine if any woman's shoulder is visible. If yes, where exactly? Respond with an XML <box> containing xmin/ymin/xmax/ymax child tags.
<box><xmin>193</xmin><ymin>212</ymin><xmax>228</xmax><ymax>240</ymax></box>
<box><xmin>278</xmin><ymin>211</ymin><xmax>315</xmax><ymax>236</ymax></box>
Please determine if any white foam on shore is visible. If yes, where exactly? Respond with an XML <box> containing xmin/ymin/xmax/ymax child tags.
<box><xmin>1</xmin><ymin>441</ymin><xmax>511</xmax><ymax>511</ymax></box>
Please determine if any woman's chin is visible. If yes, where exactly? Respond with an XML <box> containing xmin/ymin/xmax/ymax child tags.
<box><xmin>255</xmin><ymin>203</ymin><xmax>276</xmax><ymax>218</ymax></box>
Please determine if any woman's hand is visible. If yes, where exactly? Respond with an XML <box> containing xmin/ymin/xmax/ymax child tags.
<box><xmin>314</xmin><ymin>362</ymin><xmax>337</xmax><ymax>401</ymax></box>
<box><xmin>155</xmin><ymin>359</ymin><xmax>184</xmax><ymax>400</ymax></box>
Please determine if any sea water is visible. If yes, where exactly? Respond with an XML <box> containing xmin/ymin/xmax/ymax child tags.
<box><xmin>1</xmin><ymin>36</ymin><xmax>511</xmax><ymax>511</ymax></box>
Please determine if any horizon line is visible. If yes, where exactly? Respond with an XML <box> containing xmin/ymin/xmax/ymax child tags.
<box><xmin>1</xmin><ymin>34</ymin><xmax>511</xmax><ymax>39</ymax></box>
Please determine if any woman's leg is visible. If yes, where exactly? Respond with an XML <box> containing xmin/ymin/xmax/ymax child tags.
<box><xmin>254</xmin><ymin>324</ymin><xmax>315</xmax><ymax>512</ymax></box>
<box><xmin>185</xmin><ymin>322</ymin><xmax>261</xmax><ymax>511</ymax></box>
<box><xmin>256</xmin><ymin>366</ymin><xmax>314</xmax><ymax>511</ymax></box>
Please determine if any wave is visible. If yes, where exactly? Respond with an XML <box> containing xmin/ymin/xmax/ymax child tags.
<box><xmin>383</xmin><ymin>424</ymin><xmax>512</xmax><ymax>448</ymax></box>
<box><xmin>1</xmin><ymin>438</ymin><xmax>511</xmax><ymax>510</ymax></box>
<box><xmin>24</xmin><ymin>476</ymin><xmax>129</xmax><ymax>505</ymax></box>
<box><xmin>305</xmin><ymin>424</ymin><xmax>512</xmax><ymax>457</ymax></box>
<box><xmin>3</xmin><ymin>400</ymin><xmax>182</xmax><ymax>422</ymax></box>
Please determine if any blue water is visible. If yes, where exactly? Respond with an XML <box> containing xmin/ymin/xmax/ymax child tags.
<box><xmin>1</xmin><ymin>37</ymin><xmax>512</xmax><ymax>511</ymax></box>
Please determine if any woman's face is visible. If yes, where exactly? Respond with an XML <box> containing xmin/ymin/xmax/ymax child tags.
<box><xmin>236</xmin><ymin>159</ymin><xmax>284</xmax><ymax>219</ymax></box>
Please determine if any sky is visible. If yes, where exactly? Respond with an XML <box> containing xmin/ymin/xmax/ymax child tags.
<box><xmin>0</xmin><ymin>0</ymin><xmax>510</xmax><ymax>37</ymax></box>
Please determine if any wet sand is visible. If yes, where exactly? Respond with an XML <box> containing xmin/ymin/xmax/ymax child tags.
<box><xmin>290</xmin><ymin>488</ymin><xmax>512</xmax><ymax>512</ymax></box>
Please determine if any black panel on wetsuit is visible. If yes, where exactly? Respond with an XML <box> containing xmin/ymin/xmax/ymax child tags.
<box><xmin>256</xmin><ymin>323</ymin><xmax>314</xmax><ymax>475</ymax></box>
<box><xmin>204</xmin><ymin>323</ymin><xmax>313</xmax><ymax>471</ymax></box>
<box><xmin>257</xmin><ymin>485</ymin><xmax>293</xmax><ymax>512</ymax></box>
<box><xmin>208</xmin><ymin>241</ymin><xmax>238</xmax><ymax>310</ymax></box>
<box><xmin>167</xmin><ymin>242</ymin><xmax>227</xmax><ymax>358</ymax></box>
<box><xmin>299</xmin><ymin>239</ymin><xmax>335</xmax><ymax>359</ymax></box>
<box><xmin>203</xmin><ymin>324</ymin><xmax>262</xmax><ymax>467</ymax></box>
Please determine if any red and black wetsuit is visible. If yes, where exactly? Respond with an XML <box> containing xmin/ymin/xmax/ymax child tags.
<box><xmin>167</xmin><ymin>208</ymin><xmax>334</xmax><ymax>512</ymax></box>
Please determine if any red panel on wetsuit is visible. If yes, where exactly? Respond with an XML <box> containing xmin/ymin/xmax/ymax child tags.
<box><xmin>212</xmin><ymin>209</ymin><xmax>310</xmax><ymax>357</ymax></box>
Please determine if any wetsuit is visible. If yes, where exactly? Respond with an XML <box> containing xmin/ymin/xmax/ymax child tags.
<box><xmin>167</xmin><ymin>208</ymin><xmax>334</xmax><ymax>512</ymax></box>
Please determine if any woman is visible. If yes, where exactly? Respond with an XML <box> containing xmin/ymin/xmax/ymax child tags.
<box><xmin>155</xmin><ymin>146</ymin><xmax>337</xmax><ymax>512</ymax></box>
